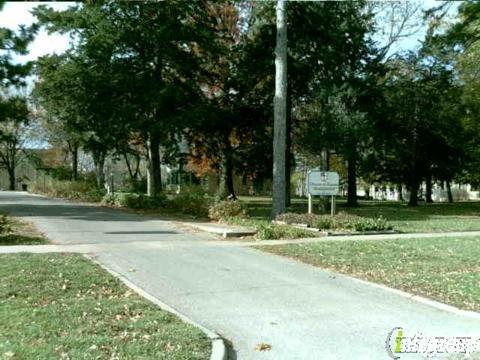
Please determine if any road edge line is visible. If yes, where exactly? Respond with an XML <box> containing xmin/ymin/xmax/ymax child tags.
<box><xmin>345</xmin><ymin>275</ymin><xmax>480</xmax><ymax>320</ymax></box>
<box><xmin>251</xmin><ymin>248</ymin><xmax>480</xmax><ymax>320</ymax></box>
<box><xmin>84</xmin><ymin>254</ymin><xmax>228</xmax><ymax>360</ymax></box>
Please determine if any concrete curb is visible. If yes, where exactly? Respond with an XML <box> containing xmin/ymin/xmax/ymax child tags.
<box><xmin>346</xmin><ymin>274</ymin><xmax>480</xmax><ymax>320</ymax></box>
<box><xmin>249</xmin><ymin>230</ymin><xmax>480</xmax><ymax>247</ymax></box>
<box><xmin>84</xmin><ymin>254</ymin><xmax>227</xmax><ymax>360</ymax></box>
<box><xmin>179</xmin><ymin>221</ymin><xmax>256</xmax><ymax>238</ymax></box>
<box><xmin>254</xmin><ymin>248</ymin><xmax>480</xmax><ymax>320</ymax></box>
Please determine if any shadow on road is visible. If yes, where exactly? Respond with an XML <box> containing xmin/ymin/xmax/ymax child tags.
<box><xmin>0</xmin><ymin>203</ymin><xmax>157</xmax><ymax>222</ymax></box>
<box><xmin>105</xmin><ymin>231</ymin><xmax>178</xmax><ymax>235</ymax></box>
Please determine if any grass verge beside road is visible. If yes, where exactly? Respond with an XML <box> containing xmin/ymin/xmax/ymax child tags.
<box><xmin>0</xmin><ymin>215</ymin><xmax>48</xmax><ymax>246</ymax></box>
<box><xmin>258</xmin><ymin>236</ymin><xmax>480</xmax><ymax>312</ymax></box>
<box><xmin>0</xmin><ymin>253</ymin><xmax>211</xmax><ymax>359</ymax></box>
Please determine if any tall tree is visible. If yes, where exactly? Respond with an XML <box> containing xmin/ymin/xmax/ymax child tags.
<box><xmin>375</xmin><ymin>50</ymin><xmax>464</xmax><ymax>206</ymax></box>
<box><xmin>0</xmin><ymin>95</ymin><xmax>29</xmax><ymax>190</ymax></box>
<box><xmin>272</xmin><ymin>0</ymin><xmax>287</xmax><ymax>217</ymax></box>
<box><xmin>0</xmin><ymin>1</ymin><xmax>36</xmax><ymax>87</ymax></box>
<box><xmin>34</xmin><ymin>1</ymin><xmax>214</xmax><ymax>195</ymax></box>
<box><xmin>34</xmin><ymin>53</ymin><xmax>120</xmax><ymax>188</ymax></box>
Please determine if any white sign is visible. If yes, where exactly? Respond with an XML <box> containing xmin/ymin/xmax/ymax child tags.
<box><xmin>307</xmin><ymin>170</ymin><xmax>339</xmax><ymax>196</ymax></box>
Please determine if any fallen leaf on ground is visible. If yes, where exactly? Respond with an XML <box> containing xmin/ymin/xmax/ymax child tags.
<box><xmin>254</xmin><ymin>343</ymin><xmax>272</xmax><ymax>352</ymax></box>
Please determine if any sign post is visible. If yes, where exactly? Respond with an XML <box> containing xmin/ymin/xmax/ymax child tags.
<box><xmin>306</xmin><ymin>170</ymin><xmax>339</xmax><ymax>216</ymax></box>
<box><xmin>331</xmin><ymin>194</ymin><xmax>336</xmax><ymax>216</ymax></box>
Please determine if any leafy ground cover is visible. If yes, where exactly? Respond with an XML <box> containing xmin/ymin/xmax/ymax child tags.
<box><xmin>0</xmin><ymin>215</ymin><xmax>48</xmax><ymax>246</ymax></box>
<box><xmin>258</xmin><ymin>236</ymin><xmax>480</xmax><ymax>312</ymax></box>
<box><xmin>0</xmin><ymin>254</ymin><xmax>211</xmax><ymax>359</ymax></box>
<box><xmin>276</xmin><ymin>212</ymin><xmax>391</xmax><ymax>232</ymax></box>
<box><xmin>225</xmin><ymin>216</ymin><xmax>314</xmax><ymax>240</ymax></box>
<box><xmin>240</xmin><ymin>196</ymin><xmax>480</xmax><ymax>233</ymax></box>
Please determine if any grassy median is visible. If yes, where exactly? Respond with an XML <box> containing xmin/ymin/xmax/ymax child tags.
<box><xmin>258</xmin><ymin>236</ymin><xmax>480</xmax><ymax>312</ymax></box>
<box><xmin>0</xmin><ymin>253</ymin><xmax>210</xmax><ymax>359</ymax></box>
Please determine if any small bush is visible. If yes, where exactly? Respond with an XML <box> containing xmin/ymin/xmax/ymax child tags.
<box><xmin>351</xmin><ymin>216</ymin><xmax>390</xmax><ymax>232</ymax></box>
<box><xmin>208</xmin><ymin>200</ymin><xmax>248</xmax><ymax>221</ymax></box>
<box><xmin>101</xmin><ymin>193</ymin><xmax>116</xmax><ymax>206</ymax></box>
<box><xmin>167</xmin><ymin>190</ymin><xmax>213</xmax><ymax>217</ymax></box>
<box><xmin>124</xmin><ymin>194</ymin><xmax>166</xmax><ymax>210</ymax></box>
<box><xmin>310</xmin><ymin>216</ymin><xmax>334</xmax><ymax>230</ymax></box>
<box><xmin>331</xmin><ymin>213</ymin><xmax>362</xmax><ymax>230</ymax></box>
<box><xmin>276</xmin><ymin>213</ymin><xmax>315</xmax><ymax>225</ymax></box>
<box><xmin>49</xmin><ymin>166</ymin><xmax>73</xmax><ymax>181</ymax></box>
<box><xmin>332</xmin><ymin>212</ymin><xmax>391</xmax><ymax>231</ymax></box>
<box><xmin>257</xmin><ymin>223</ymin><xmax>313</xmax><ymax>240</ymax></box>
<box><xmin>79</xmin><ymin>188</ymin><xmax>106</xmax><ymax>203</ymax></box>
<box><xmin>119</xmin><ymin>177</ymin><xmax>148</xmax><ymax>194</ymax></box>
<box><xmin>0</xmin><ymin>214</ymin><xmax>10</xmax><ymax>234</ymax></box>
<box><xmin>30</xmin><ymin>179</ymin><xmax>105</xmax><ymax>203</ymax></box>
<box><xmin>276</xmin><ymin>212</ymin><xmax>392</xmax><ymax>232</ymax></box>
<box><xmin>101</xmin><ymin>192</ymin><xmax>166</xmax><ymax>210</ymax></box>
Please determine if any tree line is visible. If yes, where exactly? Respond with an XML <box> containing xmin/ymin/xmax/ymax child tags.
<box><xmin>1</xmin><ymin>1</ymin><xmax>480</xmax><ymax>212</ymax></box>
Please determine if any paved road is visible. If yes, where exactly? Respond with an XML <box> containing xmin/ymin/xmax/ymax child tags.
<box><xmin>1</xmin><ymin>192</ymin><xmax>479</xmax><ymax>360</ymax></box>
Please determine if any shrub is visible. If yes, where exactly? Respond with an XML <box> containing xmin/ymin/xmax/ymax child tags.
<box><xmin>119</xmin><ymin>177</ymin><xmax>148</xmax><ymax>194</ymax></box>
<box><xmin>101</xmin><ymin>192</ymin><xmax>166</xmax><ymax>210</ymax></box>
<box><xmin>256</xmin><ymin>223</ymin><xmax>313</xmax><ymax>240</ymax></box>
<box><xmin>276</xmin><ymin>212</ymin><xmax>333</xmax><ymax>229</ymax></box>
<box><xmin>123</xmin><ymin>193</ymin><xmax>165</xmax><ymax>210</ymax></box>
<box><xmin>276</xmin><ymin>212</ymin><xmax>392</xmax><ymax>232</ymax></box>
<box><xmin>331</xmin><ymin>212</ymin><xmax>362</xmax><ymax>230</ymax></box>
<box><xmin>101</xmin><ymin>193</ymin><xmax>116</xmax><ymax>206</ymax></box>
<box><xmin>29</xmin><ymin>179</ymin><xmax>105</xmax><ymax>203</ymax></box>
<box><xmin>166</xmin><ymin>189</ymin><xmax>213</xmax><ymax>217</ymax></box>
<box><xmin>0</xmin><ymin>214</ymin><xmax>10</xmax><ymax>234</ymax></box>
<box><xmin>208</xmin><ymin>200</ymin><xmax>248</xmax><ymax>221</ymax></box>
<box><xmin>351</xmin><ymin>216</ymin><xmax>390</xmax><ymax>232</ymax></box>
<box><xmin>331</xmin><ymin>212</ymin><xmax>391</xmax><ymax>231</ymax></box>
<box><xmin>276</xmin><ymin>213</ymin><xmax>314</xmax><ymax>225</ymax></box>
<box><xmin>309</xmin><ymin>215</ymin><xmax>334</xmax><ymax>230</ymax></box>
<box><xmin>79</xmin><ymin>188</ymin><xmax>106</xmax><ymax>203</ymax></box>
<box><xmin>49</xmin><ymin>166</ymin><xmax>73</xmax><ymax>181</ymax></box>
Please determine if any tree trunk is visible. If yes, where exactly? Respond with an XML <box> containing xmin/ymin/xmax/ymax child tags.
<box><xmin>147</xmin><ymin>131</ymin><xmax>162</xmax><ymax>197</ymax></box>
<box><xmin>123</xmin><ymin>151</ymin><xmax>141</xmax><ymax>183</ymax></box>
<box><xmin>346</xmin><ymin>157</ymin><xmax>358</xmax><ymax>207</ymax></box>
<box><xmin>217</xmin><ymin>134</ymin><xmax>236</xmax><ymax>200</ymax></box>
<box><xmin>217</xmin><ymin>156</ymin><xmax>236</xmax><ymax>200</ymax></box>
<box><xmin>133</xmin><ymin>153</ymin><xmax>141</xmax><ymax>180</ymax></box>
<box><xmin>285</xmin><ymin>84</ymin><xmax>292</xmax><ymax>207</ymax></box>
<box><xmin>71</xmin><ymin>146</ymin><xmax>78</xmax><ymax>181</ymax></box>
<box><xmin>408</xmin><ymin>180</ymin><xmax>419</xmax><ymax>206</ymax></box>
<box><xmin>285</xmin><ymin>113</ymin><xmax>291</xmax><ymax>207</ymax></box>
<box><xmin>446</xmin><ymin>180</ymin><xmax>453</xmax><ymax>203</ymax></box>
<box><xmin>396</xmin><ymin>184</ymin><xmax>403</xmax><ymax>201</ymax></box>
<box><xmin>425</xmin><ymin>173</ymin><xmax>433</xmax><ymax>203</ymax></box>
<box><xmin>8</xmin><ymin>167</ymin><xmax>15</xmax><ymax>191</ymax></box>
<box><xmin>92</xmin><ymin>151</ymin><xmax>105</xmax><ymax>189</ymax></box>
<box><xmin>318</xmin><ymin>149</ymin><xmax>331</xmax><ymax>211</ymax></box>
<box><xmin>124</xmin><ymin>152</ymin><xmax>135</xmax><ymax>181</ymax></box>
<box><xmin>272</xmin><ymin>0</ymin><xmax>287</xmax><ymax>218</ymax></box>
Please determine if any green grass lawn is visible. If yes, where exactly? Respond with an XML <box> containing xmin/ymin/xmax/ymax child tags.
<box><xmin>0</xmin><ymin>216</ymin><xmax>48</xmax><ymax>246</ymax></box>
<box><xmin>240</xmin><ymin>196</ymin><xmax>480</xmax><ymax>233</ymax></box>
<box><xmin>258</xmin><ymin>236</ymin><xmax>480</xmax><ymax>312</ymax></box>
<box><xmin>0</xmin><ymin>254</ymin><xmax>210</xmax><ymax>359</ymax></box>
